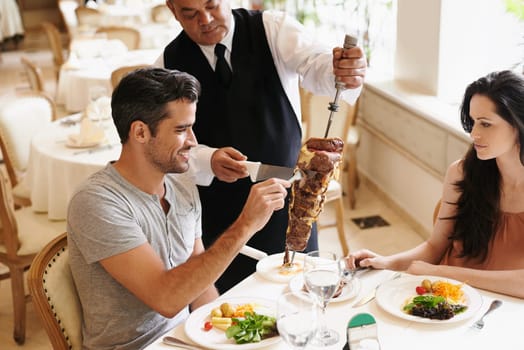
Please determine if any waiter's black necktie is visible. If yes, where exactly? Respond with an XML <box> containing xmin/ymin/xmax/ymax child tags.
<box><xmin>214</xmin><ymin>43</ymin><xmax>232</xmax><ymax>87</ymax></box>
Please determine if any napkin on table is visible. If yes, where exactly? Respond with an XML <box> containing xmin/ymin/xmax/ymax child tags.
<box><xmin>68</xmin><ymin>117</ymin><xmax>105</xmax><ymax>147</ymax></box>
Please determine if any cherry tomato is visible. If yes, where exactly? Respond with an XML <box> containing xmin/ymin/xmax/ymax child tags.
<box><xmin>415</xmin><ymin>286</ymin><xmax>427</xmax><ymax>295</ymax></box>
<box><xmin>204</xmin><ymin>321</ymin><xmax>213</xmax><ymax>331</ymax></box>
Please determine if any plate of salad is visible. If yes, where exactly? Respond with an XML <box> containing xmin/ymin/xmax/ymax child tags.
<box><xmin>375</xmin><ymin>275</ymin><xmax>482</xmax><ymax>324</ymax></box>
<box><xmin>184</xmin><ymin>297</ymin><xmax>281</xmax><ymax>349</ymax></box>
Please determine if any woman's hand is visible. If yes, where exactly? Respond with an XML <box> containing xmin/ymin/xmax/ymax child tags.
<box><xmin>346</xmin><ymin>249</ymin><xmax>389</xmax><ymax>270</ymax></box>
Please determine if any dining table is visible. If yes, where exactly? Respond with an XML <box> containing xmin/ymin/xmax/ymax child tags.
<box><xmin>144</xmin><ymin>266</ymin><xmax>524</xmax><ymax>350</ymax></box>
<box><xmin>26</xmin><ymin>114</ymin><xmax>121</xmax><ymax>220</ymax></box>
<box><xmin>56</xmin><ymin>38</ymin><xmax>161</xmax><ymax>113</ymax></box>
<box><xmin>94</xmin><ymin>0</ymin><xmax>167</xmax><ymax>26</ymax></box>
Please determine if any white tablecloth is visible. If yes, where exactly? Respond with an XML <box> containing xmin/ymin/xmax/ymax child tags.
<box><xmin>56</xmin><ymin>42</ymin><xmax>161</xmax><ymax>112</ymax></box>
<box><xmin>145</xmin><ymin>269</ymin><xmax>524</xmax><ymax>350</ymax></box>
<box><xmin>26</xmin><ymin>116</ymin><xmax>121</xmax><ymax>220</ymax></box>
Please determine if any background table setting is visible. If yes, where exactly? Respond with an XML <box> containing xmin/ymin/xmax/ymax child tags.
<box><xmin>87</xmin><ymin>0</ymin><xmax>167</xmax><ymax>27</ymax></box>
<box><xmin>26</xmin><ymin>111</ymin><xmax>121</xmax><ymax>220</ymax></box>
<box><xmin>56</xmin><ymin>37</ymin><xmax>161</xmax><ymax>112</ymax></box>
<box><xmin>145</xmin><ymin>251</ymin><xmax>524</xmax><ymax>350</ymax></box>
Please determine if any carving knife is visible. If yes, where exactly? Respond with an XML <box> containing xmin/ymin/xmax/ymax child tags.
<box><xmin>244</xmin><ymin>161</ymin><xmax>295</xmax><ymax>182</ymax></box>
<box><xmin>352</xmin><ymin>272</ymin><xmax>402</xmax><ymax>308</ymax></box>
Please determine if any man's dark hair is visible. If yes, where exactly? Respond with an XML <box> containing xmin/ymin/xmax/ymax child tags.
<box><xmin>111</xmin><ymin>67</ymin><xmax>201</xmax><ymax>143</ymax></box>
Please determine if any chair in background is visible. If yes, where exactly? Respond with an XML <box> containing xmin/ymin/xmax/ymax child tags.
<box><xmin>41</xmin><ymin>22</ymin><xmax>66</xmax><ymax>79</ymax></box>
<box><xmin>151</xmin><ymin>4</ymin><xmax>172</xmax><ymax>23</ymax></box>
<box><xmin>20</xmin><ymin>56</ymin><xmax>45</xmax><ymax>93</ymax></box>
<box><xmin>0</xmin><ymin>92</ymin><xmax>56</xmax><ymax>207</ymax></box>
<box><xmin>340</xmin><ymin>97</ymin><xmax>361</xmax><ymax>210</ymax></box>
<box><xmin>0</xmin><ymin>169</ymin><xmax>66</xmax><ymax>344</ymax></box>
<box><xmin>299</xmin><ymin>87</ymin><xmax>350</xmax><ymax>256</ymax></box>
<box><xmin>95</xmin><ymin>26</ymin><xmax>141</xmax><ymax>50</ymax></box>
<box><xmin>74</xmin><ymin>6</ymin><xmax>102</xmax><ymax>28</ymax></box>
<box><xmin>28</xmin><ymin>232</ymin><xmax>83</xmax><ymax>350</ymax></box>
<box><xmin>111</xmin><ymin>64</ymin><xmax>149</xmax><ymax>89</ymax></box>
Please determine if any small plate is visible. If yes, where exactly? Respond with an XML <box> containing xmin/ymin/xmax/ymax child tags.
<box><xmin>375</xmin><ymin>275</ymin><xmax>483</xmax><ymax>324</ymax></box>
<box><xmin>184</xmin><ymin>297</ymin><xmax>280</xmax><ymax>349</ymax></box>
<box><xmin>256</xmin><ymin>252</ymin><xmax>306</xmax><ymax>283</ymax></box>
<box><xmin>289</xmin><ymin>274</ymin><xmax>361</xmax><ymax>303</ymax></box>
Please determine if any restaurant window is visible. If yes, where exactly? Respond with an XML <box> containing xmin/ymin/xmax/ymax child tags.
<box><xmin>232</xmin><ymin>0</ymin><xmax>397</xmax><ymax>76</ymax></box>
<box><xmin>395</xmin><ymin>0</ymin><xmax>523</xmax><ymax>104</ymax></box>
<box><xmin>235</xmin><ymin>0</ymin><xmax>522</xmax><ymax>109</ymax></box>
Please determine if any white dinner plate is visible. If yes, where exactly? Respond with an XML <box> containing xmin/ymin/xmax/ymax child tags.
<box><xmin>255</xmin><ymin>252</ymin><xmax>306</xmax><ymax>283</ymax></box>
<box><xmin>288</xmin><ymin>274</ymin><xmax>361</xmax><ymax>303</ymax></box>
<box><xmin>375</xmin><ymin>275</ymin><xmax>483</xmax><ymax>324</ymax></box>
<box><xmin>184</xmin><ymin>297</ymin><xmax>280</xmax><ymax>349</ymax></box>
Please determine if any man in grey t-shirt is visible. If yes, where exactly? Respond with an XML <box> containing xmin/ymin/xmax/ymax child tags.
<box><xmin>67</xmin><ymin>68</ymin><xmax>290</xmax><ymax>350</ymax></box>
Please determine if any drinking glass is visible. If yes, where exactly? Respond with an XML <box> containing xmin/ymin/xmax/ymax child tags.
<box><xmin>277</xmin><ymin>291</ymin><xmax>318</xmax><ymax>349</ymax></box>
<box><xmin>303</xmin><ymin>250</ymin><xmax>341</xmax><ymax>346</ymax></box>
<box><xmin>86</xmin><ymin>85</ymin><xmax>109</xmax><ymax>123</ymax></box>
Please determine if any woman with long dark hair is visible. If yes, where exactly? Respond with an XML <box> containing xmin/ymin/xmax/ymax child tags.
<box><xmin>348</xmin><ymin>70</ymin><xmax>524</xmax><ymax>298</ymax></box>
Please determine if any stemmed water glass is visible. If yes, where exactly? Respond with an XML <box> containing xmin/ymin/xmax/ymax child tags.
<box><xmin>303</xmin><ymin>250</ymin><xmax>342</xmax><ymax>346</ymax></box>
<box><xmin>277</xmin><ymin>291</ymin><xmax>318</xmax><ymax>349</ymax></box>
<box><xmin>86</xmin><ymin>85</ymin><xmax>109</xmax><ymax>124</ymax></box>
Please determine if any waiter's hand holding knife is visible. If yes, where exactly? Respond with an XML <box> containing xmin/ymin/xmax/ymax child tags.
<box><xmin>211</xmin><ymin>147</ymin><xmax>249</xmax><ymax>183</ymax></box>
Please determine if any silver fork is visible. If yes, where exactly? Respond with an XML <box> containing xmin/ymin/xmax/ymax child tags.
<box><xmin>471</xmin><ymin>299</ymin><xmax>503</xmax><ymax>330</ymax></box>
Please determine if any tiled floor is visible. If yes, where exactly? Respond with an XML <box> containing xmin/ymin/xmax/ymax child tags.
<box><xmin>0</xmin><ymin>45</ymin><xmax>425</xmax><ymax>349</ymax></box>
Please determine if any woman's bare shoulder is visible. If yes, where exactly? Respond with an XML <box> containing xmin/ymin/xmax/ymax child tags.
<box><xmin>444</xmin><ymin>159</ymin><xmax>464</xmax><ymax>183</ymax></box>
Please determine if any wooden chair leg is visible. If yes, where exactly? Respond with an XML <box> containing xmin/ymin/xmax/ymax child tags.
<box><xmin>346</xmin><ymin>146</ymin><xmax>358</xmax><ymax>209</ymax></box>
<box><xmin>335</xmin><ymin>197</ymin><xmax>349</xmax><ymax>256</ymax></box>
<box><xmin>10</xmin><ymin>266</ymin><xmax>27</xmax><ymax>345</ymax></box>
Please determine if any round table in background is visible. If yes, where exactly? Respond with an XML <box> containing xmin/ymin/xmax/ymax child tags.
<box><xmin>27</xmin><ymin>116</ymin><xmax>121</xmax><ymax>220</ymax></box>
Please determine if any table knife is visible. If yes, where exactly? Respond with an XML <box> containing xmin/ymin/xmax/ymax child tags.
<box><xmin>352</xmin><ymin>287</ymin><xmax>378</xmax><ymax>308</ymax></box>
<box><xmin>162</xmin><ymin>336</ymin><xmax>204</xmax><ymax>350</ymax></box>
<box><xmin>244</xmin><ymin>161</ymin><xmax>295</xmax><ymax>182</ymax></box>
<box><xmin>352</xmin><ymin>272</ymin><xmax>401</xmax><ymax>308</ymax></box>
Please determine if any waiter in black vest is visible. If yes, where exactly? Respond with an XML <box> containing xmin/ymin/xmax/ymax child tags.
<box><xmin>158</xmin><ymin>0</ymin><xmax>366</xmax><ymax>293</ymax></box>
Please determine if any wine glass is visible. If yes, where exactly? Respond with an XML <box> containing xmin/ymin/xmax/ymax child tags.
<box><xmin>303</xmin><ymin>250</ymin><xmax>341</xmax><ymax>346</ymax></box>
<box><xmin>277</xmin><ymin>291</ymin><xmax>318</xmax><ymax>349</ymax></box>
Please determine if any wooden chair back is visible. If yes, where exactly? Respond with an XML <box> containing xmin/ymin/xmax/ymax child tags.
<box><xmin>96</xmin><ymin>26</ymin><xmax>141</xmax><ymax>50</ymax></box>
<box><xmin>28</xmin><ymin>232</ymin><xmax>83</xmax><ymax>350</ymax></box>
<box><xmin>110</xmin><ymin>64</ymin><xmax>149</xmax><ymax>89</ymax></box>
<box><xmin>75</xmin><ymin>6</ymin><xmax>102</xmax><ymax>27</ymax></box>
<box><xmin>41</xmin><ymin>21</ymin><xmax>66</xmax><ymax>76</ymax></box>
<box><xmin>20</xmin><ymin>56</ymin><xmax>45</xmax><ymax>93</ymax></box>
<box><xmin>0</xmin><ymin>92</ymin><xmax>55</xmax><ymax>188</ymax></box>
<box><xmin>0</xmin><ymin>167</ymin><xmax>65</xmax><ymax>344</ymax></box>
<box><xmin>151</xmin><ymin>4</ymin><xmax>172</xmax><ymax>23</ymax></box>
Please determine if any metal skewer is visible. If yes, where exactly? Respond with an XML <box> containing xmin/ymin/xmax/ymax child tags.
<box><xmin>289</xmin><ymin>251</ymin><xmax>296</xmax><ymax>268</ymax></box>
<box><xmin>324</xmin><ymin>34</ymin><xmax>358</xmax><ymax>138</ymax></box>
